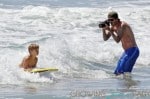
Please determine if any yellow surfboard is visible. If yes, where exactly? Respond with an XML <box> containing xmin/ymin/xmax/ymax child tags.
<box><xmin>30</xmin><ymin>68</ymin><xmax>58</xmax><ymax>73</ymax></box>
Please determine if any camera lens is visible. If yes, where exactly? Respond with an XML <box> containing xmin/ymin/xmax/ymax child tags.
<box><xmin>99</xmin><ymin>23</ymin><xmax>106</xmax><ymax>28</ymax></box>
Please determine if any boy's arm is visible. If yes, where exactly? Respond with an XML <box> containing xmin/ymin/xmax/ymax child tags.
<box><xmin>31</xmin><ymin>57</ymin><xmax>38</xmax><ymax>68</ymax></box>
<box><xmin>20</xmin><ymin>57</ymin><xmax>29</xmax><ymax>69</ymax></box>
<box><xmin>34</xmin><ymin>57</ymin><xmax>38</xmax><ymax>68</ymax></box>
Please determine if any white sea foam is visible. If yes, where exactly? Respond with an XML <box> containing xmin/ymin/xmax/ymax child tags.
<box><xmin>0</xmin><ymin>5</ymin><xmax>149</xmax><ymax>84</ymax></box>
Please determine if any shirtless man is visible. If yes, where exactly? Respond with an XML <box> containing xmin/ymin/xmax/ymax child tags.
<box><xmin>20</xmin><ymin>44</ymin><xmax>39</xmax><ymax>71</ymax></box>
<box><xmin>101</xmin><ymin>11</ymin><xmax>139</xmax><ymax>75</ymax></box>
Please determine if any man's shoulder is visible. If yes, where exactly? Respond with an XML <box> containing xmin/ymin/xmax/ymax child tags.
<box><xmin>121</xmin><ymin>21</ymin><xmax>131</xmax><ymax>30</ymax></box>
<box><xmin>121</xmin><ymin>21</ymin><xmax>128</xmax><ymax>26</ymax></box>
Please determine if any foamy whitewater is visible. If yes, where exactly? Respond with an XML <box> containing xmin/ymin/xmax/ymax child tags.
<box><xmin>0</xmin><ymin>0</ymin><xmax>150</xmax><ymax>98</ymax></box>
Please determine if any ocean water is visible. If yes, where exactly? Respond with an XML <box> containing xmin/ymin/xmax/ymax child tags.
<box><xmin>0</xmin><ymin>0</ymin><xmax>150</xmax><ymax>99</ymax></box>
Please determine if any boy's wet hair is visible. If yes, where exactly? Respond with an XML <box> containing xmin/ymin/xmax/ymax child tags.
<box><xmin>108</xmin><ymin>11</ymin><xmax>119</xmax><ymax>19</ymax></box>
<box><xmin>28</xmin><ymin>44</ymin><xmax>39</xmax><ymax>54</ymax></box>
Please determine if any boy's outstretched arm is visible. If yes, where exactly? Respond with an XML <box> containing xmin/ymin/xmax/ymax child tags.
<box><xmin>19</xmin><ymin>57</ymin><xmax>29</xmax><ymax>69</ymax></box>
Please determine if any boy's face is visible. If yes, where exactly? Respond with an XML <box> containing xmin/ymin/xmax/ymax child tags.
<box><xmin>30</xmin><ymin>49</ymin><xmax>39</xmax><ymax>57</ymax></box>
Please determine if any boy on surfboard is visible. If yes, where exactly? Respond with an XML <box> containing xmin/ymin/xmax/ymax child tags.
<box><xmin>99</xmin><ymin>11</ymin><xmax>140</xmax><ymax>75</ymax></box>
<box><xmin>19</xmin><ymin>44</ymin><xmax>39</xmax><ymax>71</ymax></box>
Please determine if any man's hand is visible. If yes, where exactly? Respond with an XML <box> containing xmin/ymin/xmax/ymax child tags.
<box><xmin>102</xmin><ymin>24</ymin><xmax>110</xmax><ymax>31</ymax></box>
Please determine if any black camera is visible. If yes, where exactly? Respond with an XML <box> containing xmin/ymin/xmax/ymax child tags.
<box><xmin>99</xmin><ymin>20</ymin><xmax>110</xmax><ymax>28</ymax></box>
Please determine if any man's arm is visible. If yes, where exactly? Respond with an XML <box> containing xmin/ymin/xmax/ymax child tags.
<box><xmin>111</xmin><ymin>32</ymin><xmax>121</xmax><ymax>43</ymax></box>
<box><xmin>111</xmin><ymin>24</ymin><xmax>126</xmax><ymax>43</ymax></box>
<box><xmin>102</xmin><ymin>28</ymin><xmax>111</xmax><ymax>41</ymax></box>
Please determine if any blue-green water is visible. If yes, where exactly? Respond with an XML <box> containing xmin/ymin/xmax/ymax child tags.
<box><xmin>2</xmin><ymin>76</ymin><xmax>150</xmax><ymax>99</ymax></box>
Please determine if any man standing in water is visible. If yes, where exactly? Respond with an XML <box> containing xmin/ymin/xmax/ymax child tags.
<box><xmin>100</xmin><ymin>11</ymin><xmax>139</xmax><ymax>75</ymax></box>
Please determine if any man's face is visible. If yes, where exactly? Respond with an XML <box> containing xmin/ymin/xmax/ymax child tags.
<box><xmin>108</xmin><ymin>17</ymin><xmax>117</xmax><ymax>26</ymax></box>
